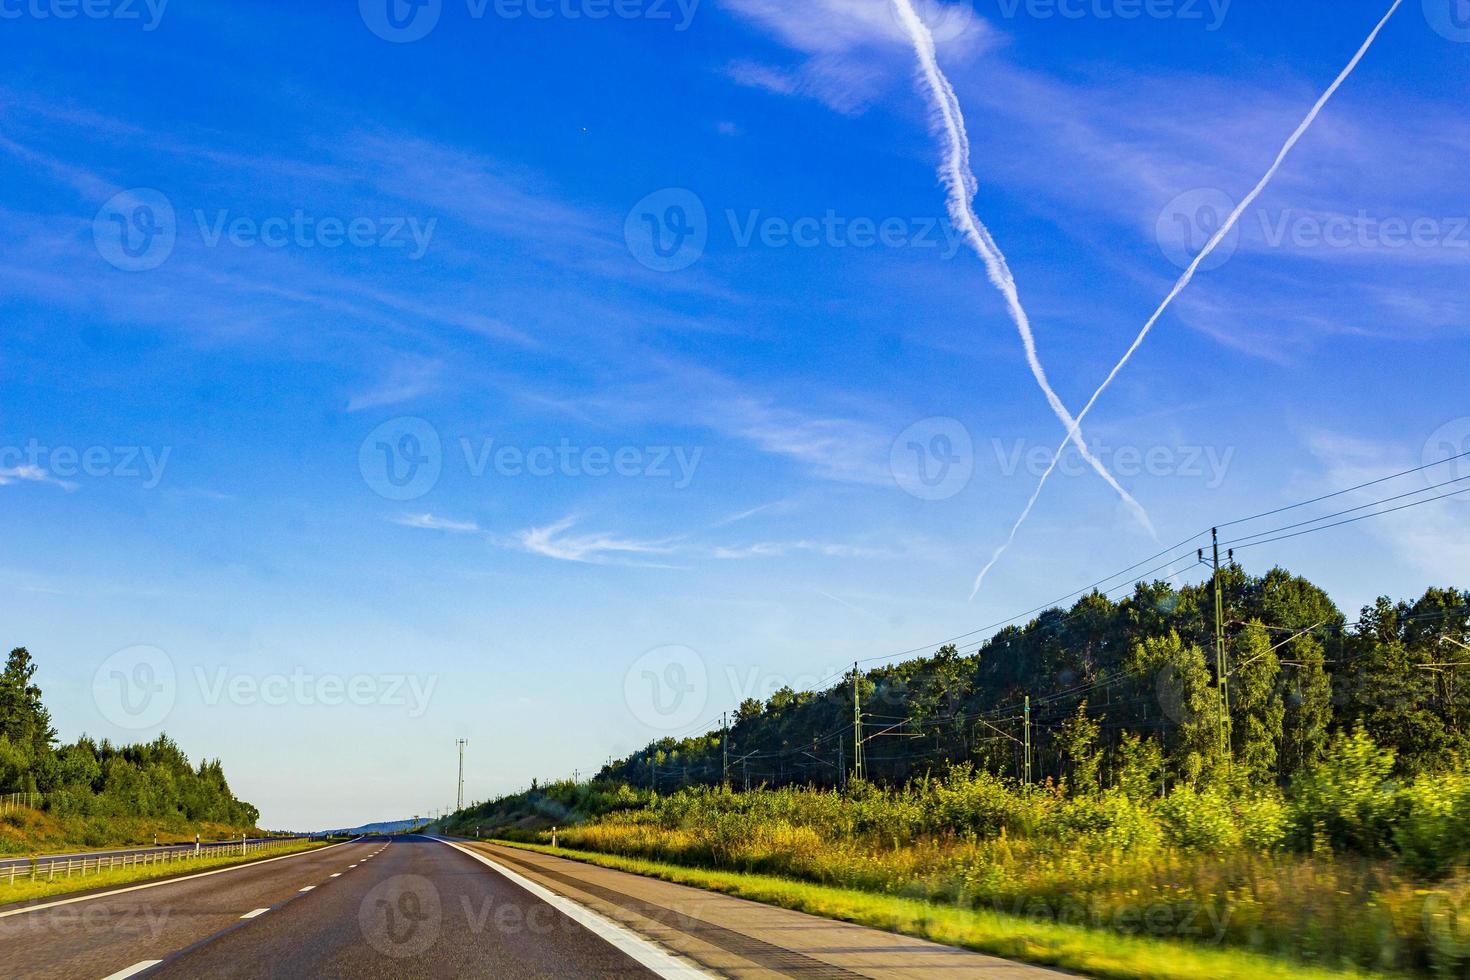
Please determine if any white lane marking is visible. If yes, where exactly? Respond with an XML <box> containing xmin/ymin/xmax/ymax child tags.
<box><xmin>240</xmin><ymin>908</ymin><xmax>270</xmax><ymax>919</ymax></box>
<box><xmin>0</xmin><ymin>839</ymin><xmax>364</xmax><ymax>921</ymax></box>
<box><xmin>348</xmin><ymin>864</ymin><xmax>357</xmax><ymax>868</ymax></box>
<box><xmin>436</xmin><ymin>839</ymin><xmax>715</xmax><ymax>980</ymax></box>
<box><xmin>101</xmin><ymin>961</ymin><xmax>162</xmax><ymax>980</ymax></box>
<box><xmin>329</xmin><ymin>873</ymin><xmax>341</xmax><ymax>878</ymax></box>
<box><xmin>299</xmin><ymin>886</ymin><xmax>315</xmax><ymax>892</ymax></box>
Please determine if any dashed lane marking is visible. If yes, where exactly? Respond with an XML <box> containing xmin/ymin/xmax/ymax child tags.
<box><xmin>100</xmin><ymin>961</ymin><xmax>162</xmax><ymax>980</ymax></box>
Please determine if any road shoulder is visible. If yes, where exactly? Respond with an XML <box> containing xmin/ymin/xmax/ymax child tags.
<box><xmin>463</xmin><ymin>840</ymin><xmax>1067</xmax><ymax>979</ymax></box>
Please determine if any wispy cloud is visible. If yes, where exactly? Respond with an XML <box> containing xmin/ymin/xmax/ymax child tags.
<box><xmin>347</xmin><ymin>355</ymin><xmax>443</xmax><ymax>412</ymax></box>
<box><xmin>721</xmin><ymin>0</ymin><xmax>995</xmax><ymax>114</ymax></box>
<box><xmin>0</xmin><ymin>465</ymin><xmax>77</xmax><ymax>491</ymax></box>
<box><xmin>393</xmin><ymin>513</ymin><xmax>482</xmax><ymax>533</ymax></box>
<box><xmin>712</xmin><ymin>540</ymin><xmax>892</xmax><ymax>560</ymax></box>
<box><xmin>1301</xmin><ymin>430</ymin><xmax>1470</xmax><ymax>584</ymax></box>
<box><xmin>714</xmin><ymin>396</ymin><xmax>893</xmax><ymax>486</ymax></box>
<box><xmin>708</xmin><ymin>500</ymin><xmax>790</xmax><ymax>528</ymax></box>
<box><xmin>510</xmin><ymin>516</ymin><xmax>681</xmax><ymax>566</ymax></box>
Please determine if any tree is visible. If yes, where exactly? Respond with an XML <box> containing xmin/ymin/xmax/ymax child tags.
<box><xmin>1130</xmin><ymin>631</ymin><xmax>1223</xmax><ymax>787</ymax></box>
<box><xmin>1280</xmin><ymin>633</ymin><xmax>1331</xmax><ymax>777</ymax></box>
<box><xmin>0</xmin><ymin>648</ymin><xmax>55</xmax><ymax>778</ymax></box>
<box><xmin>1058</xmin><ymin>700</ymin><xmax>1103</xmax><ymax>795</ymax></box>
<box><xmin>1230</xmin><ymin>622</ymin><xmax>1284</xmax><ymax>781</ymax></box>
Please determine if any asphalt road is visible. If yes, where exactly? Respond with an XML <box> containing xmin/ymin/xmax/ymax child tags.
<box><xmin>1</xmin><ymin>834</ymin><xmax>1067</xmax><ymax>978</ymax></box>
<box><xmin>1</xmin><ymin>836</ymin><xmax>656</xmax><ymax>980</ymax></box>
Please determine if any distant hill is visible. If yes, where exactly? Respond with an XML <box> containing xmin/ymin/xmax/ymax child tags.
<box><xmin>321</xmin><ymin>818</ymin><xmax>423</xmax><ymax>836</ymax></box>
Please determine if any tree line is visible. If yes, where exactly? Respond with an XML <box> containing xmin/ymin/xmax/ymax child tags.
<box><xmin>601</xmin><ymin>565</ymin><xmax>1469</xmax><ymax>795</ymax></box>
<box><xmin>0</xmin><ymin>647</ymin><xmax>259</xmax><ymax>826</ymax></box>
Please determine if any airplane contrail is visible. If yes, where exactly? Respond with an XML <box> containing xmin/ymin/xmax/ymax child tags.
<box><xmin>971</xmin><ymin>0</ymin><xmax>1405</xmax><ymax>599</ymax></box>
<box><xmin>889</xmin><ymin>0</ymin><xmax>1155</xmax><ymax>538</ymax></box>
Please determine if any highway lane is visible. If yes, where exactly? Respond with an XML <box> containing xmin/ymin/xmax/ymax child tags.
<box><xmin>0</xmin><ymin>837</ymin><xmax>379</xmax><ymax>980</ymax></box>
<box><xmin>145</xmin><ymin>835</ymin><xmax>660</xmax><ymax>978</ymax></box>
<box><xmin>0</xmin><ymin>838</ymin><xmax>308</xmax><ymax>873</ymax></box>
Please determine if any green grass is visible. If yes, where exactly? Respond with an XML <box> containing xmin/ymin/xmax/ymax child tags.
<box><xmin>0</xmin><ymin>839</ymin><xmax>331</xmax><ymax>905</ymax></box>
<box><xmin>489</xmin><ymin>839</ymin><xmax>1383</xmax><ymax>980</ymax></box>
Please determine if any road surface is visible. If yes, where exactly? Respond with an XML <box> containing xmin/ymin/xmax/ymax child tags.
<box><xmin>1</xmin><ymin>835</ymin><xmax>1069</xmax><ymax>978</ymax></box>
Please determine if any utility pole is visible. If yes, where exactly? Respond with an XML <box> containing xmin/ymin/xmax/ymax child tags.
<box><xmin>837</xmin><ymin>734</ymin><xmax>845</xmax><ymax>793</ymax></box>
<box><xmin>1023</xmin><ymin>695</ymin><xmax>1032</xmax><ymax>787</ymax></box>
<box><xmin>455</xmin><ymin>739</ymin><xmax>468</xmax><ymax>812</ymax></box>
<box><xmin>1201</xmin><ymin>530</ymin><xmax>1231</xmax><ymax>757</ymax></box>
<box><xmin>851</xmin><ymin>663</ymin><xmax>861</xmax><ymax>785</ymax></box>
<box><xmin>721</xmin><ymin>712</ymin><xmax>730</xmax><ymax>790</ymax></box>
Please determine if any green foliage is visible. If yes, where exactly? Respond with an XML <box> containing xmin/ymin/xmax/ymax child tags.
<box><xmin>542</xmin><ymin>755</ymin><xmax>1470</xmax><ymax>976</ymax></box>
<box><xmin>1288</xmin><ymin>729</ymin><xmax>1399</xmax><ymax>855</ymax></box>
<box><xmin>0</xmin><ymin>649</ymin><xmax>258</xmax><ymax>830</ymax></box>
<box><xmin>594</xmin><ymin>575</ymin><xmax>1467</xmax><ymax>804</ymax></box>
<box><xmin>1230</xmin><ymin>622</ymin><xmax>1284</xmax><ymax>781</ymax></box>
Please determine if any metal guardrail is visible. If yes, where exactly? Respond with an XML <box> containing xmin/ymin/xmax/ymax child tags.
<box><xmin>1</xmin><ymin>837</ymin><xmax>305</xmax><ymax>887</ymax></box>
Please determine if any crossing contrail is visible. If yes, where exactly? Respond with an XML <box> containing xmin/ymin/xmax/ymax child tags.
<box><xmin>971</xmin><ymin>0</ymin><xmax>1405</xmax><ymax>598</ymax></box>
<box><xmin>889</xmin><ymin>0</ymin><xmax>1155</xmax><ymax>538</ymax></box>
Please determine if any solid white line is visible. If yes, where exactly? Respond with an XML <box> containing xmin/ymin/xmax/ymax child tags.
<box><xmin>0</xmin><ymin>838</ymin><xmax>361</xmax><ymax>921</ymax></box>
<box><xmin>100</xmin><ymin>961</ymin><xmax>162</xmax><ymax>980</ymax></box>
<box><xmin>240</xmin><ymin>908</ymin><xmax>270</xmax><ymax>919</ymax></box>
<box><xmin>436</xmin><ymin>839</ymin><xmax>714</xmax><ymax>980</ymax></box>
<box><xmin>298</xmin><ymin>886</ymin><xmax>315</xmax><ymax>892</ymax></box>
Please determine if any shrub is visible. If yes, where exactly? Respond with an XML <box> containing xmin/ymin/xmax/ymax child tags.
<box><xmin>1288</xmin><ymin>730</ymin><xmax>1398</xmax><ymax>854</ymax></box>
<box><xmin>1156</xmin><ymin>786</ymin><xmax>1242</xmax><ymax>851</ymax></box>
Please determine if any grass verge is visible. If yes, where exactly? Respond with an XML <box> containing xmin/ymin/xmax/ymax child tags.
<box><xmin>491</xmin><ymin>840</ymin><xmax>1381</xmax><ymax>980</ymax></box>
<box><xmin>0</xmin><ymin>839</ymin><xmax>332</xmax><ymax>905</ymax></box>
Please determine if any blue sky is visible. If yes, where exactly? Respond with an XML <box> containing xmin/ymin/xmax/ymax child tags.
<box><xmin>1</xmin><ymin>0</ymin><xmax>1466</xmax><ymax>828</ymax></box>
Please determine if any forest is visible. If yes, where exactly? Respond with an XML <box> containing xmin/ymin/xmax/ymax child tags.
<box><xmin>600</xmin><ymin>564</ymin><xmax>1467</xmax><ymax>796</ymax></box>
<box><xmin>0</xmin><ymin>647</ymin><xmax>259</xmax><ymax>829</ymax></box>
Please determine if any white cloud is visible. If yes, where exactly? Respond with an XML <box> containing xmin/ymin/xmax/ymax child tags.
<box><xmin>720</xmin><ymin>0</ymin><xmax>996</xmax><ymax>114</ymax></box>
<box><xmin>0</xmin><ymin>465</ymin><xmax>77</xmax><ymax>491</ymax></box>
<box><xmin>712</xmin><ymin>540</ymin><xmax>892</xmax><ymax>560</ymax></box>
<box><xmin>511</xmin><ymin>516</ymin><xmax>680</xmax><ymax>566</ymax></box>
<box><xmin>712</xmin><ymin>396</ymin><xmax>894</xmax><ymax>486</ymax></box>
<box><xmin>347</xmin><ymin>356</ymin><xmax>443</xmax><ymax>412</ymax></box>
<box><xmin>393</xmin><ymin>513</ymin><xmax>482</xmax><ymax>533</ymax></box>
<box><xmin>1296</xmin><ymin>431</ymin><xmax>1470</xmax><ymax>584</ymax></box>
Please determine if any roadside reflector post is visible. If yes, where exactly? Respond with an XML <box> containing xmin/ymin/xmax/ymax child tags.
<box><xmin>551</xmin><ymin>826</ymin><xmax>557</xmax><ymax>848</ymax></box>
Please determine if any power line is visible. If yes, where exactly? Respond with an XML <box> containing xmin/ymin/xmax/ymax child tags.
<box><xmin>1219</xmin><ymin>471</ymin><xmax>1470</xmax><ymax>549</ymax></box>
<box><xmin>1230</xmin><ymin>483</ymin><xmax>1470</xmax><ymax>552</ymax></box>
<box><xmin>1217</xmin><ymin>448</ymin><xmax>1470</xmax><ymax>530</ymax></box>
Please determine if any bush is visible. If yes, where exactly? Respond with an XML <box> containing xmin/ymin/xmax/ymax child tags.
<box><xmin>1287</xmin><ymin>730</ymin><xmax>1398</xmax><ymax>854</ymax></box>
<box><xmin>1391</xmin><ymin>769</ymin><xmax>1470</xmax><ymax>878</ymax></box>
<box><xmin>1156</xmin><ymin>786</ymin><xmax>1242</xmax><ymax>851</ymax></box>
